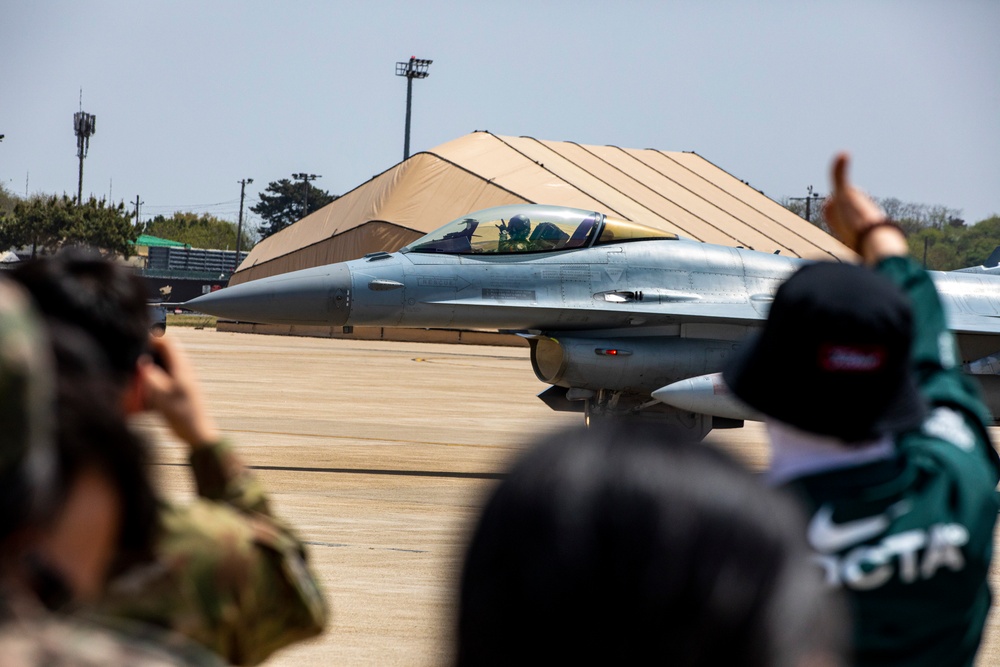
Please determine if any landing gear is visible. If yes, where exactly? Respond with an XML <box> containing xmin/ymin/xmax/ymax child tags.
<box><xmin>583</xmin><ymin>397</ymin><xmax>605</xmax><ymax>428</ymax></box>
<box><xmin>583</xmin><ymin>389</ymin><xmax>618</xmax><ymax>428</ymax></box>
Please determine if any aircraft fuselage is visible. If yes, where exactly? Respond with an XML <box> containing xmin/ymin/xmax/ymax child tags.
<box><xmin>189</xmin><ymin>204</ymin><xmax>1000</xmax><ymax>434</ymax></box>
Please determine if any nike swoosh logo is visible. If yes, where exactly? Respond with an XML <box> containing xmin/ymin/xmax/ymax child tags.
<box><xmin>807</xmin><ymin>501</ymin><xmax>910</xmax><ymax>553</ymax></box>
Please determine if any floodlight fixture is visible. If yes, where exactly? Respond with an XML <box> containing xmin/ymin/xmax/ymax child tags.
<box><xmin>396</xmin><ymin>57</ymin><xmax>432</xmax><ymax>79</ymax></box>
<box><xmin>396</xmin><ymin>56</ymin><xmax>433</xmax><ymax>161</ymax></box>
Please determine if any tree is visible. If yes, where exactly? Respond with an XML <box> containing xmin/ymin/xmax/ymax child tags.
<box><xmin>0</xmin><ymin>194</ymin><xmax>137</xmax><ymax>258</ymax></box>
<box><xmin>251</xmin><ymin>178</ymin><xmax>336</xmax><ymax>239</ymax></box>
<box><xmin>782</xmin><ymin>191</ymin><xmax>998</xmax><ymax>271</ymax></box>
<box><xmin>0</xmin><ymin>195</ymin><xmax>69</xmax><ymax>257</ymax></box>
<box><xmin>791</xmin><ymin>195</ymin><xmax>966</xmax><ymax>236</ymax></box>
<box><xmin>907</xmin><ymin>215</ymin><xmax>1000</xmax><ymax>270</ymax></box>
<box><xmin>878</xmin><ymin>197</ymin><xmax>963</xmax><ymax>232</ymax></box>
<box><xmin>72</xmin><ymin>196</ymin><xmax>138</xmax><ymax>257</ymax></box>
<box><xmin>0</xmin><ymin>182</ymin><xmax>18</xmax><ymax>218</ymax></box>
<box><xmin>143</xmin><ymin>212</ymin><xmax>254</xmax><ymax>251</ymax></box>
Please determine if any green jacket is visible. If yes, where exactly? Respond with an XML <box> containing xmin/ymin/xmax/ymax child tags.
<box><xmin>95</xmin><ymin>441</ymin><xmax>328</xmax><ymax>665</ymax></box>
<box><xmin>783</xmin><ymin>256</ymin><xmax>1000</xmax><ymax>667</ymax></box>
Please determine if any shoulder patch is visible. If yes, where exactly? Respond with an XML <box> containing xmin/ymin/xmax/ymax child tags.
<box><xmin>922</xmin><ymin>407</ymin><xmax>975</xmax><ymax>451</ymax></box>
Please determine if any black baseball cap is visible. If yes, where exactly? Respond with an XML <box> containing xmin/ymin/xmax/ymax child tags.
<box><xmin>723</xmin><ymin>262</ymin><xmax>926</xmax><ymax>442</ymax></box>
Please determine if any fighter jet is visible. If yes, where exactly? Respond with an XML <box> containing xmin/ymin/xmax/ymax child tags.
<box><xmin>188</xmin><ymin>204</ymin><xmax>1000</xmax><ymax>439</ymax></box>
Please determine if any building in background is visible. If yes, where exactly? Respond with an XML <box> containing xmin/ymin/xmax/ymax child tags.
<box><xmin>134</xmin><ymin>234</ymin><xmax>248</xmax><ymax>302</ymax></box>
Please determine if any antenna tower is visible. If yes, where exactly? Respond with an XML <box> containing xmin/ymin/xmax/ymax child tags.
<box><xmin>74</xmin><ymin>90</ymin><xmax>97</xmax><ymax>204</ymax></box>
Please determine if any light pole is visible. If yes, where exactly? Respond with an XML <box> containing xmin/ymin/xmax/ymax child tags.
<box><xmin>395</xmin><ymin>56</ymin><xmax>432</xmax><ymax>161</ymax></box>
<box><xmin>235</xmin><ymin>178</ymin><xmax>253</xmax><ymax>271</ymax></box>
<box><xmin>292</xmin><ymin>173</ymin><xmax>321</xmax><ymax>219</ymax></box>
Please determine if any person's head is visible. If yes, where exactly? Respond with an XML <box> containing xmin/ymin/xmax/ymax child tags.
<box><xmin>456</xmin><ymin>426</ymin><xmax>845</xmax><ymax>667</ymax></box>
<box><xmin>724</xmin><ymin>261</ymin><xmax>926</xmax><ymax>443</ymax></box>
<box><xmin>0</xmin><ymin>280</ymin><xmax>152</xmax><ymax>606</ymax></box>
<box><xmin>11</xmin><ymin>247</ymin><xmax>151</xmax><ymax>398</ymax></box>
<box><xmin>507</xmin><ymin>214</ymin><xmax>530</xmax><ymax>240</ymax></box>
<box><xmin>29</xmin><ymin>324</ymin><xmax>159</xmax><ymax>606</ymax></box>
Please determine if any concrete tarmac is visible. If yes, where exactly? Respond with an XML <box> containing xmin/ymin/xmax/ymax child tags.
<box><xmin>136</xmin><ymin>328</ymin><xmax>1000</xmax><ymax>666</ymax></box>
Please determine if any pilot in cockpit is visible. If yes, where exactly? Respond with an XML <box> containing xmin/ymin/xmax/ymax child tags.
<box><xmin>499</xmin><ymin>214</ymin><xmax>532</xmax><ymax>251</ymax></box>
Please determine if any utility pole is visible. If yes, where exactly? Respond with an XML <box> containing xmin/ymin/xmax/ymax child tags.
<box><xmin>789</xmin><ymin>185</ymin><xmax>824</xmax><ymax>225</ymax></box>
<box><xmin>134</xmin><ymin>195</ymin><xmax>143</xmax><ymax>228</ymax></box>
<box><xmin>235</xmin><ymin>177</ymin><xmax>253</xmax><ymax>271</ymax></box>
<box><xmin>292</xmin><ymin>173</ymin><xmax>321</xmax><ymax>219</ymax></box>
<box><xmin>395</xmin><ymin>56</ymin><xmax>432</xmax><ymax>161</ymax></box>
<box><xmin>74</xmin><ymin>92</ymin><xmax>97</xmax><ymax>204</ymax></box>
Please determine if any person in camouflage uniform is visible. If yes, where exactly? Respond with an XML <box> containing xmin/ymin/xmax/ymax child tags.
<box><xmin>12</xmin><ymin>251</ymin><xmax>328</xmax><ymax>666</ymax></box>
<box><xmin>0</xmin><ymin>276</ymin><xmax>221</xmax><ymax>666</ymax></box>
<box><xmin>0</xmin><ymin>602</ymin><xmax>222</xmax><ymax>667</ymax></box>
<box><xmin>95</xmin><ymin>335</ymin><xmax>327</xmax><ymax>665</ymax></box>
<box><xmin>724</xmin><ymin>154</ymin><xmax>1000</xmax><ymax>667</ymax></box>
<box><xmin>0</xmin><ymin>277</ymin><xmax>57</xmax><ymax>553</ymax></box>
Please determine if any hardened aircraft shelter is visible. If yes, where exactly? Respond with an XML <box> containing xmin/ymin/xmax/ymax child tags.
<box><xmin>231</xmin><ymin>131</ymin><xmax>851</xmax><ymax>287</ymax></box>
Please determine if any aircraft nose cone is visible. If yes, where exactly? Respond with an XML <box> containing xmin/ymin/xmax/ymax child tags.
<box><xmin>186</xmin><ymin>263</ymin><xmax>352</xmax><ymax>326</ymax></box>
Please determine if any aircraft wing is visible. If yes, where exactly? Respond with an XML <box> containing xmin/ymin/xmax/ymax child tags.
<box><xmin>943</xmin><ymin>312</ymin><xmax>1000</xmax><ymax>335</ymax></box>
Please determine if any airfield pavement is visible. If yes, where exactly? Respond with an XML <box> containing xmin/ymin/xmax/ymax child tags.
<box><xmin>135</xmin><ymin>327</ymin><xmax>1000</xmax><ymax>666</ymax></box>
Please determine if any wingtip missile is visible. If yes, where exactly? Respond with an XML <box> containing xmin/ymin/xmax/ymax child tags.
<box><xmin>651</xmin><ymin>373</ymin><xmax>762</xmax><ymax>422</ymax></box>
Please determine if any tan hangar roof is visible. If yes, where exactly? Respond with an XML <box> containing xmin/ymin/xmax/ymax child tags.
<box><xmin>232</xmin><ymin>131</ymin><xmax>850</xmax><ymax>285</ymax></box>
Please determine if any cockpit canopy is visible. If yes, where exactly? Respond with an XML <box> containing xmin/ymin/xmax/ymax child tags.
<box><xmin>402</xmin><ymin>204</ymin><xmax>678</xmax><ymax>255</ymax></box>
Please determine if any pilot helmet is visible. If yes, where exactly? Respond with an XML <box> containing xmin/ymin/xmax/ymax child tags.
<box><xmin>508</xmin><ymin>214</ymin><xmax>530</xmax><ymax>238</ymax></box>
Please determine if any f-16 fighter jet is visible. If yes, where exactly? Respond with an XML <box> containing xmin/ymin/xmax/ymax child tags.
<box><xmin>188</xmin><ymin>204</ymin><xmax>1000</xmax><ymax>440</ymax></box>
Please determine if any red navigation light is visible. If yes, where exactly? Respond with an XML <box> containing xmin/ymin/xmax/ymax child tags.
<box><xmin>595</xmin><ymin>348</ymin><xmax>632</xmax><ymax>357</ymax></box>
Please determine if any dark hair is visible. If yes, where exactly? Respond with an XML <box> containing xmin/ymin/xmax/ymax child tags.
<box><xmin>47</xmin><ymin>324</ymin><xmax>159</xmax><ymax>576</ymax></box>
<box><xmin>0</xmin><ymin>450</ymin><xmax>55</xmax><ymax>556</ymax></box>
<box><xmin>12</xmin><ymin>248</ymin><xmax>151</xmax><ymax>388</ymax></box>
<box><xmin>456</xmin><ymin>426</ymin><xmax>845</xmax><ymax>667</ymax></box>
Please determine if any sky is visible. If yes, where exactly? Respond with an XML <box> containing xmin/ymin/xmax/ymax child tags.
<box><xmin>2</xmin><ymin>1</ymin><xmax>998</xmax><ymax>236</ymax></box>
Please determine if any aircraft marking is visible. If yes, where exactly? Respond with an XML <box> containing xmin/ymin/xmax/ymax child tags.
<box><xmin>483</xmin><ymin>288</ymin><xmax>535</xmax><ymax>300</ymax></box>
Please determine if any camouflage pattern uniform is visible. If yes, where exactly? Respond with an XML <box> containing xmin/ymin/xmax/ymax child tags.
<box><xmin>97</xmin><ymin>441</ymin><xmax>328</xmax><ymax>665</ymax></box>
<box><xmin>0</xmin><ymin>278</ymin><xmax>56</xmax><ymax>497</ymax></box>
<box><xmin>0</xmin><ymin>596</ymin><xmax>222</xmax><ymax>666</ymax></box>
<box><xmin>0</xmin><ymin>277</ymin><xmax>220</xmax><ymax>666</ymax></box>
